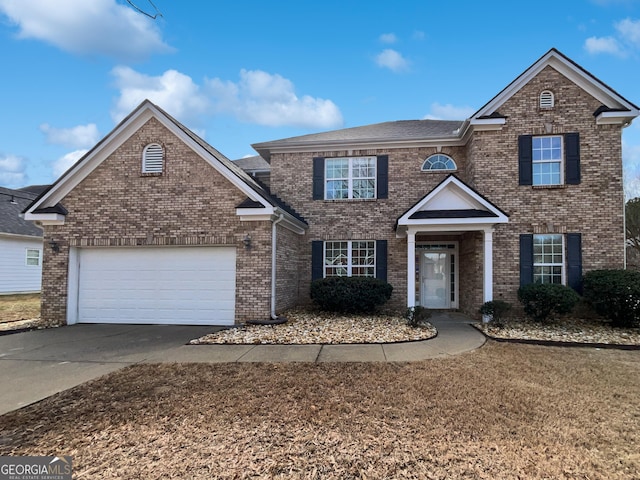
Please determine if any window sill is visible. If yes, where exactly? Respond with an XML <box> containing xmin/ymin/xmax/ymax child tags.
<box><xmin>322</xmin><ymin>198</ymin><xmax>380</xmax><ymax>202</ymax></box>
<box><xmin>531</xmin><ymin>184</ymin><xmax>567</xmax><ymax>190</ymax></box>
<box><xmin>140</xmin><ymin>172</ymin><xmax>163</xmax><ymax>177</ymax></box>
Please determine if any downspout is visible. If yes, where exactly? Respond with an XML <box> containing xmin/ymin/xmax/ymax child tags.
<box><xmin>271</xmin><ymin>213</ymin><xmax>285</xmax><ymax>319</ymax></box>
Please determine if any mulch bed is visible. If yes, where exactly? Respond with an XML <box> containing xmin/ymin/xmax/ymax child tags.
<box><xmin>1</xmin><ymin>342</ymin><xmax>639</xmax><ymax>479</ymax></box>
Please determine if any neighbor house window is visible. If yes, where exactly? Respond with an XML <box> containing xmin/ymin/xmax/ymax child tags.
<box><xmin>325</xmin><ymin>157</ymin><xmax>376</xmax><ymax>200</ymax></box>
<box><xmin>539</xmin><ymin>90</ymin><xmax>554</xmax><ymax>108</ymax></box>
<box><xmin>142</xmin><ymin>143</ymin><xmax>164</xmax><ymax>173</ymax></box>
<box><xmin>532</xmin><ymin>136</ymin><xmax>562</xmax><ymax>185</ymax></box>
<box><xmin>533</xmin><ymin>234</ymin><xmax>563</xmax><ymax>284</ymax></box>
<box><xmin>324</xmin><ymin>241</ymin><xmax>375</xmax><ymax>277</ymax></box>
<box><xmin>26</xmin><ymin>249</ymin><xmax>41</xmax><ymax>266</ymax></box>
<box><xmin>421</xmin><ymin>154</ymin><xmax>456</xmax><ymax>171</ymax></box>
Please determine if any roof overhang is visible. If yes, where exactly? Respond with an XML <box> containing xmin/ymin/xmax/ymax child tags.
<box><xmin>396</xmin><ymin>175</ymin><xmax>509</xmax><ymax>237</ymax></box>
<box><xmin>0</xmin><ymin>231</ymin><xmax>44</xmax><ymax>240</ymax></box>
<box><xmin>595</xmin><ymin>110</ymin><xmax>639</xmax><ymax>126</ymax></box>
<box><xmin>235</xmin><ymin>206</ymin><xmax>307</xmax><ymax>234</ymax></box>
<box><xmin>253</xmin><ymin>121</ymin><xmax>473</xmax><ymax>161</ymax></box>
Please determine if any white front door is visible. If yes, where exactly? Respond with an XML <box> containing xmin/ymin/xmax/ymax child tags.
<box><xmin>418</xmin><ymin>244</ymin><xmax>457</xmax><ymax>309</ymax></box>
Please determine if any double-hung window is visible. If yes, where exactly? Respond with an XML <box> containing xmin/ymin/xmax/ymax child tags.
<box><xmin>26</xmin><ymin>248</ymin><xmax>41</xmax><ymax>266</ymax></box>
<box><xmin>533</xmin><ymin>234</ymin><xmax>563</xmax><ymax>284</ymax></box>
<box><xmin>325</xmin><ymin>157</ymin><xmax>376</xmax><ymax>200</ymax></box>
<box><xmin>313</xmin><ymin>155</ymin><xmax>388</xmax><ymax>201</ymax></box>
<box><xmin>532</xmin><ymin>136</ymin><xmax>562</xmax><ymax>185</ymax></box>
<box><xmin>520</xmin><ymin>233</ymin><xmax>582</xmax><ymax>292</ymax></box>
<box><xmin>518</xmin><ymin>133</ymin><xmax>580</xmax><ymax>186</ymax></box>
<box><xmin>324</xmin><ymin>241</ymin><xmax>375</xmax><ymax>277</ymax></box>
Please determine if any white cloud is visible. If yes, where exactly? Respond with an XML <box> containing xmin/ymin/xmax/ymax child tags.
<box><xmin>616</xmin><ymin>18</ymin><xmax>640</xmax><ymax>47</ymax></box>
<box><xmin>53</xmin><ymin>149</ymin><xmax>86</xmax><ymax>179</ymax></box>
<box><xmin>584</xmin><ymin>36</ymin><xmax>624</xmax><ymax>55</ymax></box>
<box><xmin>0</xmin><ymin>0</ymin><xmax>172</xmax><ymax>60</ymax></box>
<box><xmin>111</xmin><ymin>66</ymin><xmax>210</xmax><ymax>124</ymax></box>
<box><xmin>40</xmin><ymin>123</ymin><xmax>99</xmax><ymax>149</ymax></box>
<box><xmin>206</xmin><ymin>69</ymin><xmax>343</xmax><ymax>129</ymax></box>
<box><xmin>584</xmin><ymin>17</ymin><xmax>640</xmax><ymax>56</ymax></box>
<box><xmin>0</xmin><ymin>153</ymin><xmax>27</xmax><ymax>187</ymax></box>
<box><xmin>379</xmin><ymin>33</ymin><xmax>397</xmax><ymax>44</ymax></box>
<box><xmin>375</xmin><ymin>49</ymin><xmax>410</xmax><ymax>72</ymax></box>
<box><xmin>423</xmin><ymin>103</ymin><xmax>475</xmax><ymax>120</ymax></box>
<box><xmin>111</xmin><ymin>66</ymin><xmax>343</xmax><ymax>130</ymax></box>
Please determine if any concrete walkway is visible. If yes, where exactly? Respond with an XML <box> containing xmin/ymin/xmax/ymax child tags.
<box><xmin>0</xmin><ymin>313</ymin><xmax>484</xmax><ymax>415</ymax></box>
<box><xmin>157</xmin><ymin>312</ymin><xmax>486</xmax><ymax>363</ymax></box>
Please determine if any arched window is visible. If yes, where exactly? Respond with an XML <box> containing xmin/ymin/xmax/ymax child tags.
<box><xmin>421</xmin><ymin>154</ymin><xmax>457</xmax><ymax>171</ymax></box>
<box><xmin>142</xmin><ymin>143</ymin><xmax>164</xmax><ymax>173</ymax></box>
<box><xmin>539</xmin><ymin>90</ymin><xmax>554</xmax><ymax>109</ymax></box>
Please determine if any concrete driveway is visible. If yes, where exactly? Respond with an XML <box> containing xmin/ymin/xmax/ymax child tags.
<box><xmin>0</xmin><ymin>324</ymin><xmax>216</xmax><ymax>415</ymax></box>
<box><xmin>0</xmin><ymin>315</ymin><xmax>486</xmax><ymax>416</ymax></box>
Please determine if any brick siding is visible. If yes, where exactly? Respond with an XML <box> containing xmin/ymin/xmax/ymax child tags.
<box><xmin>40</xmin><ymin>117</ymin><xmax>272</xmax><ymax>326</ymax></box>
<box><xmin>268</xmin><ymin>66</ymin><xmax>626</xmax><ymax>316</ymax></box>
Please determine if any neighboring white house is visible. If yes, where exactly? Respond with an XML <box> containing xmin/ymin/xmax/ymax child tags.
<box><xmin>0</xmin><ymin>186</ymin><xmax>47</xmax><ymax>294</ymax></box>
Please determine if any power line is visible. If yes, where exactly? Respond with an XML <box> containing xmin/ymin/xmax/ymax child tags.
<box><xmin>125</xmin><ymin>0</ymin><xmax>163</xmax><ymax>19</ymax></box>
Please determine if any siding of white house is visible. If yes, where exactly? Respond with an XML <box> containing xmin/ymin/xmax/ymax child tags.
<box><xmin>0</xmin><ymin>235</ymin><xmax>43</xmax><ymax>294</ymax></box>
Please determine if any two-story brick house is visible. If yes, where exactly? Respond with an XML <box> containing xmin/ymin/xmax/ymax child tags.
<box><xmin>25</xmin><ymin>49</ymin><xmax>639</xmax><ymax>326</ymax></box>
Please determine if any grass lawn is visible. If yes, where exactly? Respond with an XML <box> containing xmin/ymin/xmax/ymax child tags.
<box><xmin>0</xmin><ymin>294</ymin><xmax>40</xmax><ymax>322</ymax></box>
<box><xmin>1</xmin><ymin>342</ymin><xmax>638</xmax><ymax>479</ymax></box>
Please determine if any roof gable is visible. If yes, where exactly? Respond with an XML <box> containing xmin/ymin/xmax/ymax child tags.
<box><xmin>472</xmin><ymin>48</ymin><xmax>639</xmax><ymax>123</ymax></box>
<box><xmin>24</xmin><ymin>100</ymin><xmax>306</xmax><ymax>231</ymax></box>
<box><xmin>396</xmin><ymin>175</ymin><xmax>508</xmax><ymax>234</ymax></box>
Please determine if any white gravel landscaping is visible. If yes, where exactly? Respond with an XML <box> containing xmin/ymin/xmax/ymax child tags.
<box><xmin>190</xmin><ymin>309</ymin><xmax>437</xmax><ymax>345</ymax></box>
<box><xmin>476</xmin><ymin>318</ymin><xmax>640</xmax><ymax>346</ymax></box>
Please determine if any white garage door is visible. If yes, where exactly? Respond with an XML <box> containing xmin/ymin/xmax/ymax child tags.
<box><xmin>77</xmin><ymin>247</ymin><xmax>236</xmax><ymax>325</ymax></box>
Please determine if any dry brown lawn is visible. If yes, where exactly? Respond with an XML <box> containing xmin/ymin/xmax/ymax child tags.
<box><xmin>0</xmin><ymin>294</ymin><xmax>40</xmax><ymax>322</ymax></box>
<box><xmin>1</xmin><ymin>342</ymin><xmax>639</xmax><ymax>479</ymax></box>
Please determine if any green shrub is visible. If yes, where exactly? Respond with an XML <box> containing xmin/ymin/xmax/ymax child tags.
<box><xmin>310</xmin><ymin>276</ymin><xmax>393</xmax><ymax>313</ymax></box>
<box><xmin>517</xmin><ymin>283</ymin><xmax>580</xmax><ymax>323</ymax></box>
<box><xmin>582</xmin><ymin>269</ymin><xmax>640</xmax><ymax>328</ymax></box>
<box><xmin>404</xmin><ymin>306</ymin><xmax>432</xmax><ymax>328</ymax></box>
<box><xmin>479</xmin><ymin>300</ymin><xmax>512</xmax><ymax>327</ymax></box>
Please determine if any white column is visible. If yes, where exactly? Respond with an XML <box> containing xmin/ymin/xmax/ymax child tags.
<box><xmin>483</xmin><ymin>228</ymin><xmax>493</xmax><ymax>322</ymax></box>
<box><xmin>407</xmin><ymin>230</ymin><xmax>416</xmax><ymax>308</ymax></box>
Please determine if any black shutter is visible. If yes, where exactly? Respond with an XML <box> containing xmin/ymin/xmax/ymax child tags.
<box><xmin>565</xmin><ymin>133</ymin><xmax>581</xmax><ymax>185</ymax></box>
<box><xmin>377</xmin><ymin>155</ymin><xmax>388</xmax><ymax>199</ymax></box>
<box><xmin>520</xmin><ymin>234</ymin><xmax>534</xmax><ymax>286</ymax></box>
<box><xmin>567</xmin><ymin>233</ymin><xmax>582</xmax><ymax>293</ymax></box>
<box><xmin>311</xmin><ymin>241</ymin><xmax>324</xmax><ymax>281</ymax></box>
<box><xmin>375</xmin><ymin>240</ymin><xmax>388</xmax><ymax>282</ymax></box>
<box><xmin>518</xmin><ymin>135</ymin><xmax>533</xmax><ymax>186</ymax></box>
<box><xmin>312</xmin><ymin>157</ymin><xmax>324</xmax><ymax>200</ymax></box>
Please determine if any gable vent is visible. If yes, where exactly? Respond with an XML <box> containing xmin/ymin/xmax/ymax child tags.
<box><xmin>142</xmin><ymin>143</ymin><xmax>164</xmax><ymax>173</ymax></box>
<box><xmin>539</xmin><ymin>90</ymin><xmax>554</xmax><ymax>109</ymax></box>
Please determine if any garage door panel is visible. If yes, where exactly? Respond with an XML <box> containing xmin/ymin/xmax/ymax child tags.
<box><xmin>77</xmin><ymin>247</ymin><xmax>236</xmax><ymax>325</ymax></box>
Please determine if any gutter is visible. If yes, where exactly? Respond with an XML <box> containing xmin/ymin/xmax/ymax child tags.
<box><xmin>271</xmin><ymin>213</ymin><xmax>285</xmax><ymax>319</ymax></box>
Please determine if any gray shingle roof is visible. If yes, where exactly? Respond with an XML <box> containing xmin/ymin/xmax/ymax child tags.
<box><xmin>233</xmin><ymin>155</ymin><xmax>270</xmax><ymax>172</ymax></box>
<box><xmin>149</xmin><ymin>103</ymin><xmax>306</xmax><ymax>225</ymax></box>
<box><xmin>253</xmin><ymin>119</ymin><xmax>465</xmax><ymax>158</ymax></box>
<box><xmin>0</xmin><ymin>187</ymin><xmax>43</xmax><ymax>237</ymax></box>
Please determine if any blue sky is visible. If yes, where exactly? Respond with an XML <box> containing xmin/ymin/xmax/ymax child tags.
<box><xmin>1</xmin><ymin>0</ymin><xmax>640</xmax><ymax>196</ymax></box>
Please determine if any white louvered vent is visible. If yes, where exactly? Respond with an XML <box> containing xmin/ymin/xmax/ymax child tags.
<box><xmin>142</xmin><ymin>143</ymin><xmax>164</xmax><ymax>173</ymax></box>
<box><xmin>539</xmin><ymin>90</ymin><xmax>554</xmax><ymax>109</ymax></box>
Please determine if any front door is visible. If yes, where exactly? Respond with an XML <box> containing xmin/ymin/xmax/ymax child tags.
<box><xmin>418</xmin><ymin>244</ymin><xmax>457</xmax><ymax>309</ymax></box>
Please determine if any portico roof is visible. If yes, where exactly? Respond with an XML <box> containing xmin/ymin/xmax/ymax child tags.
<box><xmin>396</xmin><ymin>175</ymin><xmax>509</xmax><ymax>236</ymax></box>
